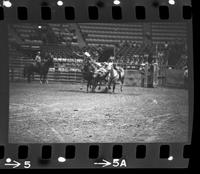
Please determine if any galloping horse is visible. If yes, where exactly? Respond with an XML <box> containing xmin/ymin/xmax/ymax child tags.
<box><xmin>106</xmin><ymin>66</ymin><xmax>125</xmax><ymax>93</ymax></box>
<box><xmin>23</xmin><ymin>55</ymin><xmax>54</xmax><ymax>84</ymax></box>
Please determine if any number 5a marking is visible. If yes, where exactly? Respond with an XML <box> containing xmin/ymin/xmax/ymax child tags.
<box><xmin>24</xmin><ymin>161</ymin><xmax>31</xmax><ymax>169</ymax></box>
<box><xmin>113</xmin><ymin>159</ymin><xmax>127</xmax><ymax>167</ymax></box>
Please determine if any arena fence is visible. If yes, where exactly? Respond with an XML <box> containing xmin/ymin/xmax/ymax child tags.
<box><xmin>9</xmin><ymin>54</ymin><xmax>185</xmax><ymax>88</ymax></box>
<box><xmin>9</xmin><ymin>67</ymin><xmax>185</xmax><ymax>89</ymax></box>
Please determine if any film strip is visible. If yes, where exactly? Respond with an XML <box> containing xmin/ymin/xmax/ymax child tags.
<box><xmin>0</xmin><ymin>0</ymin><xmax>193</xmax><ymax>169</ymax></box>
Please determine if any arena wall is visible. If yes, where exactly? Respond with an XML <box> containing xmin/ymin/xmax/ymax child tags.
<box><xmin>165</xmin><ymin>69</ymin><xmax>185</xmax><ymax>88</ymax></box>
<box><xmin>124</xmin><ymin>70</ymin><xmax>141</xmax><ymax>87</ymax></box>
<box><xmin>9</xmin><ymin>52</ymin><xmax>185</xmax><ymax>88</ymax></box>
<box><xmin>9</xmin><ymin>63</ymin><xmax>185</xmax><ymax>88</ymax></box>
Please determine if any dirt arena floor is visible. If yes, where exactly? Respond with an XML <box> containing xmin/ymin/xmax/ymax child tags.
<box><xmin>9</xmin><ymin>82</ymin><xmax>188</xmax><ymax>143</ymax></box>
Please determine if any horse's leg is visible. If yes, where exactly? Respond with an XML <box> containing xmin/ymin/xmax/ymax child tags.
<box><xmin>43</xmin><ymin>74</ymin><xmax>46</xmax><ymax>84</ymax></box>
<box><xmin>112</xmin><ymin>83</ymin><xmax>116</xmax><ymax>93</ymax></box>
<box><xmin>86</xmin><ymin>81</ymin><xmax>89</xmax><ymax>93</ymax></box>
<box><xmin>40</xmin><ymin>74</ymin><xmax>42</xmax><ymax>84</ymax></box>
<box><xmin>41</xmin><ymin>73</ymin><xmax>45</xmax><ymax>84</ymax></box>
<box><xmin>32</xmin><ymin>73</ymin><xmax>34</xmax><ymax>81</ymax></box>
<box><xmin>107</xmin><ymin>79</ymin><xmax>112</xmax><ymax>90</ymax></box>
<box><xmin>44</xmin><ymin>74</ymin><xmax>48</xmax><ymax>84</ymax></box>
<box><xmin>93</xmin><ymin>83</ymin><xmax>97</xmax><ymax>92</ymax></box>
<box><xmin>30</xmin><ymin>73</ymin><xmax>34</xmax><ymax>83</ymax></box>
<box><xmin>120</xmin><ymin>76</ymin><xmax>124</xmax><ymax>92</ymax></box>
<box><xmin>104</xmin><ymin>81</ymin><xmax>108</xmax><ymax>92</ymax></box>
<box><xmin>120</xmin><ymin>81</ymin><xmax>123</xmax><ymax>92</ymax></box>
<box><xmin>104</xmin><ymin>81</ymin><xmax>109</xmax><ymax>93</ymax></box>
<box><xmin>28</xmin><ymin>72</ymin><xmax>33</xmax><ymax>83</ymax></box>
<box><xmin>98</xmin><ymin>81</ymin><xmax>101</xmax><ymax>90</ymax></box>
<box><xmin>119</xmin><ymin>78</ymin><xmax>123</xmax><ymax>92</ymax></box>
<box><xmin>91</xmin><ymin>79</ymin><xmax>97</xmax><ymax>93</ymax></box>
<box><xmin>42</xmin><ymin>74</ymin><xmax>45</xmax><ymax>84</ymax></box>
<box><xmin>91</xmin><ymin>82</ymin><xmax>94</xmax><ymax>93</ymax></box>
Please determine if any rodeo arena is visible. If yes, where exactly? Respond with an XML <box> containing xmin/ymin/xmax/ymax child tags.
<box><xmin>8</xmin><ymin>23</ymin><xmax>189</xmax><ymax>143</ymax></box>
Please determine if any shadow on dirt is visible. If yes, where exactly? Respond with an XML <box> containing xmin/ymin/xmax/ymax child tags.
<box><xmin>58</xmin><ymin>89</ymin><xmax>86</xmax><ymax>93</ymax></box>
<box><xmin>57</xmin><ymin>89</ymin><xmax>141</xmax><ymax>96</ymax></box>
<box><xmin>57</xmin><ymin>89</ymin><xmax>111</xmax><ymax>94</ymax></box>
<box><xmin>123</xmin><ymin>93</ymin><xmax>141</xmax><ymax>96</ymax></box>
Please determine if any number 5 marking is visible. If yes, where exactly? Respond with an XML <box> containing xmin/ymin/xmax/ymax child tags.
<box><xmin>113</xmin><ymin>159</ymin><xmax>120</xmax><ymax>167</ymax></box>
<box><xmin>24</xmin><ymin>161</ymin><xmax>31</xmax><ymax>168</ymax></box>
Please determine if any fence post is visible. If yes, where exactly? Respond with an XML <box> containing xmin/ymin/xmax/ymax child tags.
<box><xmin>153</xmin><ymin>63</ymin><xmax>159</xmax><ymax>87</ymax></box>
<box><xmin>144</xmin><ymin>63</ymin><xmax>154</xmax><ymax>88</ymax></box>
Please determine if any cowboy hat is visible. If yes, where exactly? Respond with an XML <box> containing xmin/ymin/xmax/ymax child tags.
<box><xmin>84</xmin><ymin>52</ymin><xmax>91</xmax><ymax>57</ymax></box>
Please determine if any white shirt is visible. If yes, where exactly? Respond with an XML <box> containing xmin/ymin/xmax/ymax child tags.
<box><xmin>107</xmin><ymin>62</ymin><xmax>113</xmax><ymax>70</ymax></box>
<box><xmin>35</xmin><ymin>55</ymin><xmax>41</xmax><ymax>62</ymax></box>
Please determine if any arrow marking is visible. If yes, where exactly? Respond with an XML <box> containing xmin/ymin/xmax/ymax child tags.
<box><xmin>4</xmin><ymin>160</ymin><xmax>21</xmax><ymax>168</ymax></box>
<box><xmin>94</xmin><ymin>159</ymin><xmax>111</xmax><ymax>167</ymax></box>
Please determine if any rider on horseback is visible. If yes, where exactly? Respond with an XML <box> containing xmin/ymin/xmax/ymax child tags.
<box><xmin>34</xmin><ymin>51</ymin><xmax>41</xmax><ymax>69</ymax></box>
<box><xmin>84</xmin><ymin>51</ymin><xmax>102</xmax><ymax>70</ymax></box>
<box><xmin>110</xmin><ymin>56</ymin><xmax>122</xmax><ymax>80</ymax></box>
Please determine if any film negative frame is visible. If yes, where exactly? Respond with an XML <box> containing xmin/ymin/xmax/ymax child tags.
<box><xmin>0</xmin><ymin>0</ymin><xmax>193</xmax><ymax>169</ymax></box>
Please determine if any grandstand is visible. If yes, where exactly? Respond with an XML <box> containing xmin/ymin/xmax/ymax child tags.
<box><xmin>151</xmin><ymin>22</ymin><xmax>187</xmax><ymax>44</ymax></box>
<box><xmin>48</xmin><ymin>24</ymin><xmax>78</xmax><ymax>45</ymax></box>
<box><xmin>10</xmin><ymin>24</ymin><xmax>43</xmax><ymax>45</ymax></box>
<box><xmin>79</xmin><ymin>23</ymin><xmax>143</xmax><ymax>47</ymax></box>
<box><xmin>8</xmin><ymin>23</ymin><xmax>188</xmax><ymax>87</ymax></box>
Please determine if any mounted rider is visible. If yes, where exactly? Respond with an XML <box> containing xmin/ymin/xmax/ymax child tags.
<box><xmin>84</xmin><ymin>51</ymin><xmax>102</xmax><ymax>70</ymax></box>
<box><xmin>34</xmin><ymin>51</ymin><xmax>42</xmax><ymax>68</ymax></box>
<box><xmin>92</xmin><ymin>55</ymin><xmax>121</xmax><ymax>79</ymax></box>
<box><xmin>110</xmin><ymin>56</ymin><xmax>122</xmax><ymax>79</ymax></box>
